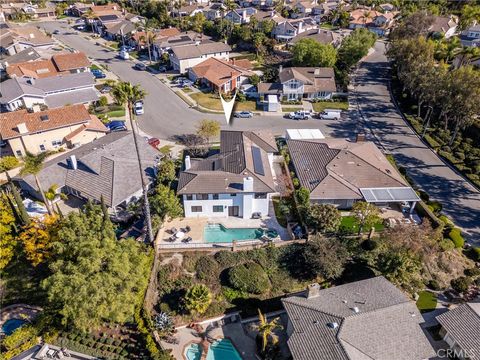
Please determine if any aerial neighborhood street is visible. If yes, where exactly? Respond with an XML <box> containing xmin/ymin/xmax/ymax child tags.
<box><xmin>1</xmin><ymin>1</ymin><xmax>480</xmax><ymax>360</ymax></box>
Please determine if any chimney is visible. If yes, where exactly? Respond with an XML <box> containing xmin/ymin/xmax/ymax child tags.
<box><xmin>69</xmin><ymin>155</ymin><xmax>78</xmax><ymax>170</ymax></box>
<box><xmin>279</xmin><ymin>65</ymin><xmax>283</xmax><ymax>73</ymax></box>
<box><xmin>242</xmin><ymin>9</ymin><xmax>247</xmax><ymax>22</ymax></box>
<box><xmin>356</xmin><ymin>133</ymin><xmax>366</xmax><ymax>142</ymax></box>
<box><xmin>17</xmin><ymin>123</ymin><xmax>28</xmax><ymax>134</ymax></box>
<box><xmin>32</xmin><ymin>104</ymin><xmax>41</xmax><ymax>113</ymax></box>
<box><xmin>298</xmin><ymin>21</ymin><xmax>303</xmax><ymax>33</ymax></box>
<box><xmin>306</xmin><ymin>283</ymin><xmax>320</xmax><ymax>299</ymax></box>
<box><xmin>185</xmin><ymin>155</ymin><xmax>191</xmax><ymax>170</ymax></box>
<box><xmin>314</xmin><ymin>68</ymin><xmax>320</xmax><ymax>76</ymax></box>
<box><xmin>352</xmin><ymin>306</ymin><xmax>360</xmax><ymax>314</ymax></box>
<box><xmin>243</xmin><ymin>176</ymin><xmax>253</xmax><ymax>192</ymax></box>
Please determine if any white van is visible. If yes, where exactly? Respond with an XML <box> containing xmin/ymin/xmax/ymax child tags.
<box><xmin>319</xmin><ymin>109</ymin><xmax>341</xmax><ymax>120</ymax></box>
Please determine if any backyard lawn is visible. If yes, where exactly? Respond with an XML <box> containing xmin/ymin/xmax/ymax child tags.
<box><xmin>312</xmin><ymin>101</ymin><xmax>349</xmax><ymax>113</ymax></box>
<box><xmin>190</xmin><ymin>92</ymin><xmax>257</xmax><ymax>112</ymax></box>
<box><xmin>340</xmin><ymin>215</ymin><xmax>385</xmax><ymax>233</ymax></box>
<box><xmin>416</xmin><ymin>291</ymin><xmax>438</xmax><ymax>313</ymax></box>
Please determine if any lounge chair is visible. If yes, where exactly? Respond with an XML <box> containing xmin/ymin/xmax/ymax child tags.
<box><xmin>169</xmin><ymin>235</ymin><xmax>176</xmax><ymax>242</ymax></box>
<box><xmin>185</xmin><ymin>225</ymin><xmax>191</xmax><ymax>232</ymax></box>
<box><xmin>184</xmin><ymin>237</ymin><xmax>192</xmax><ymax>243</ymax></box>
<box><xmin>169</xmin><ymin>227</ymin><xmax>177</xmax><ymax>234</ymax></box>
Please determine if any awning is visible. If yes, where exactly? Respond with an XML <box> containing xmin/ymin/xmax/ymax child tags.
<box><xmin>360</xmin><ymin>187</ymin><xmax>420</xmax><ymax>203</ymax></box>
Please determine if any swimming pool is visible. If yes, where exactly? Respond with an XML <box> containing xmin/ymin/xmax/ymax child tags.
<box><xmin>185</xmin><ymin>342</ymin><xmax>202</xmax><ymax>360</ymax></box>
<box><xmin>185</xmin><ymin>339</ymin><xmax>242</xmax><ymax>360</ymax></box>
<box><xmin>2</xmin><ymin>319</ymin><xmax>26</xmax><ymax>335</ymax></box>
<box><xmin>204</xmin><ymin>224</ymin><xmax>264</xmax><ymax>243</ymax></box>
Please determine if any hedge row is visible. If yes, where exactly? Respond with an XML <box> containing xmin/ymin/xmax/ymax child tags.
<box><xmin>448</xmin><ymin>228</ymin><xmax>465</xmax><ymax>249</ymax></box>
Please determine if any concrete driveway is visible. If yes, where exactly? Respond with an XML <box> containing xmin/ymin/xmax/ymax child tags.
<box><xmin>37</xmin><ymin>21</ymin><xmax>359</xmax><ymax>141</ymax></box>
<box><xmin>353</xmin><ymin>41</ymin><xmax>480</xmax><ymax>243</ymax></box>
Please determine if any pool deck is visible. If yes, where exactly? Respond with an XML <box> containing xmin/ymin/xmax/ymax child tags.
<box><xmin>158</xmin><ymin>202</ymin><xmax>289</xmax><ymax>249</ymax></box>
<box><xmin>0</xmin><ymin>304</ymin><xmax>42</xmax><ymax>328</ymax></box>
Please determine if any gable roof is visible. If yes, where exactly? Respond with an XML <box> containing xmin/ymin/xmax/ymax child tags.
<box><xmin>0</xmin><ymin>47</ymin><xmax>41</xmax><ymax>68</ymax></box>
<box><xmin>436</xmin><ymin>303</ymin><xmax>480</xmax><ymax>358</ymax></box>
<box><xmin>7</xmin><ymin>26</ymin><xmax>54</xmax><ymax>46</ymax></box>
<box><xmin>279</xmin><ymin>67</ymin><xmax>336</xmax><ymax>92</ymax></box>
<box><xmin>291</xmin><ymin>29</ymin><xmax>339</xmax><ymax>45</ymax></box>
<box><xmin>282</xmin><ymin>277</ymin><xmax>435</xmax><ymax>360</ymax></box>
<box><xmin>0</xmin><ymin>104</ymin><xmax>97</xmax><ymax>140</ymax></box>
<box><xmin>190</xmin><ymin>57</ymin><xmax>254</xmax><ymax>87</ymax></box>
<box><xmin>287</xmin><ymin>139</ymin><xmax>408</xmax><ymax>200</ymax></box>
<box><xmin>51</xmin><ymin>52</ymin><xmax>89</xmax><ymax>71</ymax></box>
<box><xmin>7</xmin><ymin>58</ymin><xmax>59</xmax><ymax>79</ymax></box>
<box><xmin>15</xmin><ymin>132</ymin><xmax>159</xmax><ymax>207</ymax></box>
<box><xmin>177</xmin><ymin>130</ymin><xmax>276</xmax><ymax>195</ymax></box>
<box><xmin>172</xmin><ymin>41</ymin><xmax>231</xmax><ymax>60</ymax></box>
<box><xmin>104</xmin><ymin>20</ymin><xmax>136</xmax><ymax>35</ymax></box>
<box><xmin>430</xmin><ymin>15</ymin><xmax>458</xmax><ymax>33</ymax></box>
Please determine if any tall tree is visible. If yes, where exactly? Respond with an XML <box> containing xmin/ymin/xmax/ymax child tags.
<box><xmin>6</xmin><ymin>173</ymin><xmax>29</xmax><ymax>225</ymax></box>
<box><xmin>306</xmin><ymin>204</ymin><xmax>341</xmax><ymax>234</ymax></box>
<box><xmin>257</xmin><ymin>309</ymin><xmax>282</xmax><ymax>352</ymax></box>
<box><xmin>390</xmin><ymin>11</ymin><xmax>434</xmax><ymax>40</ymax></box>
<box><xmin>20</xmin><ymin>215</ymin><xmax>60</xmax><ymax>267</ymax></box>
<box><xmin>0</xmin><ymin>192</ymin><xmax>17</xmax><ymax>270</ymax></box>
<box><xmin>111</xmin><ymin>82</ymin><xmax>154</xmax><ymax>242</ymax></box>
<box><xmin>42</xmin><ymin>204</ymin><xmax>150</xmax><ymax>331</ymax></box>
<box><xmin>351</xmin><ymin>201</ymin><xmax>380</xmax><ymax>235</ymax></box>
<box><xmin>292</xmin><ymin>38</ymin><xmax>337</xmax><ymax>67</ymax></box>
<box><xmin>20</xmin><ymin>151</ymin><xmax>52</xmax><ymax>215</ymax></box>
<box><xmin>196</xmin><ymin>119</ymin><xmax>220</xmax><ymax>144</ymax></box>
<box><xmin>150</xmin><ymin>184</ymin><xmax>183</xmax><ymax>221</ymax></box>
<box><xmin>302</xmin><ymin>234</ymin><xmax>348</xmax><ymax>280</ymax></box>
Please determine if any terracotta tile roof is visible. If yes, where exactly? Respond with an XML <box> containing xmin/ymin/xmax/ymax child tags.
<box><xmin>64</xmin><ymin>115</ymin><xmax>108</xmax><ymax>141</ymax></box>
<box><xmin>52</xmin><ymin>52</ymin><xmax>89</xmax><ymax>72</ymax></box>
<box><xmin>159</xmin><ymin>27</ymin><xmax>181</xmax><ymax>37</ymax></box>
<box><xmin>349</xmin><ymin>9</ymin><xmax>382</xmax><ymax>25</ymax></box>
<box><xmin>191</xmin><ymin>57</ymin><xmax>253</xmax><ymax>87</ymax></box>
<box><xmin>0</xmin><ymin>104</ymin><xmax>92</xmax><ymax>140</ymax></box>
<box><xmin>6</xmin><ymin>59</ymin><xmax>59</xmax><ymax>79</ymax></box>
<box><xmin>229</xmin><ymin>58</ymin><xmax>253</xmax><ymax>70</ymax></box>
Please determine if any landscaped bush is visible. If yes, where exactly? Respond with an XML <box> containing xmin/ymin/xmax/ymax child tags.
<box><xmin>439</xmin><ymin>239</ymin><xmax>455</xmax><ymax>252</ymax></box>
<box><xmin>450</xmin><ymin>276</ymin><xmax>471</xmax><ymax>293</ymax></box>
<box><xmin>448</xmin><ymin>228</ymin><xmax>464</xmax><ymax>248</ymax></box>
<box><xmin>221</xmin><ymin>286</ymin><xmax>248</xmax><ymax>302</ymax></box>
<box><xmin>426</xmin><ymin>200</ymin><xmax>442</xmax><ymax>215</ymax></box>
<box><xmin>464</xmin><ymin>267</ymin><xmax>480</xmax><ymax>277</ymax></box>
<box><xmin>228</xmin><ymin>262</ymin><xmax>270</xmax><ymax>294</ymax></box>
<box><xmin>0</xmin><ymin>156</ymin><xmax>20</xmax><ymax>172</ymax></box>
<box><xmin>427</xmin><ymin>279</ymin><xmax>441</xmax><ymax>291</ymax></box>
<box><xmin>472</xmin><ymin>247</ymin><xmax>480</xmax><ymax>261</ymax></box>
<box><xmin>214</xmin><ymin>251</ymin><xmax>247</xmax><ymax>268</ymax></box>
<box><xmin>292</xmin><ymin>178</ymin><xmax>300</xmax><ymax>188</ymax></box>
<box><xmin>195</xmin><ymin>255</ymin><xmax>220</xmax><ymax>282</ymax></box>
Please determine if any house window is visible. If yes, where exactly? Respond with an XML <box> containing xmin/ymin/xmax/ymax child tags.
<box><xmin>289</xmin><ymin>81</ymin><xmax>298</xmax><ymax>89</ymax></box>
<box><xmin>212</xmin><ymin>194</ymin><xmax>219</xmax><ymax>200</ymax></box>
<box><xmin>231</xmin><ymin>193</ymin><xmax>237</xmax><ymax>197</ymax></box>
<box><xmin>16</xmin><ymin>150</ymin><xmax>22</xmax><ymax>157</ymax></box>
<box><xmin>39</xmin><ymin>144</ymin><xmax>46</xmax><ymax>151</ymax></box>
<box><xmin>196</xmin><ymin>194</ymin><xmax>209</xmax><ymax>200</ymax></box>
<box><xmin>236</xmin><ymin>76</ymin><xmax>241</xmax><ymax>83</ymax></box>
<box><xmin>186</xmin><ymin>195</ymin><xmax>193</xmax><ymax>200</ymax></box>
<box><xmin>213</xmin><ymin>205</ymin><xmax>223</xmax><ymax>213</ymax></box>
<box><xmin>255</xmin><ymin>193</ymin><xmax>267</xmax><ymax>199</ymax></box>
<box><xmin>52</xmin><ymin>139</ymin><xmax>62</xmax><ymax>147</ymax></box>
<box><xmin>191</xmin><ymin>206</ymin><xmax>202</xmax><ymax>213</ymax></box>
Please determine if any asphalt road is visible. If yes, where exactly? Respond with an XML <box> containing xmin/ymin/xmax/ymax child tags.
<box><xmin>39</xmin><ymin>21</ymin><xmax>359</xmax><ymax>141</ymax></box>
<box><xmin>354</xmin><ymin>41</ymin><xmax>480</xmax><ymax>243</ymax></box>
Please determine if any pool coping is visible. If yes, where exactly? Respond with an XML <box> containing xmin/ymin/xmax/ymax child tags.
<box><xmin>182</xmin><ymin>337</ymin><xmax>246</xmax><ymax>360</ymax></box>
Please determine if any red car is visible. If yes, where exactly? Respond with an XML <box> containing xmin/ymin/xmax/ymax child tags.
<box><xmin>148</xmin><ymin>138</ymin><xmax>160</xmax><ymax>148</ymax></box>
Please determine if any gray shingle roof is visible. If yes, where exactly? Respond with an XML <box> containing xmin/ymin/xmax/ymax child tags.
<box><xmin>172</xmin><ymin>41</ymin><xmax>231</xmax><ymax>60</ymax></box>
<box><xmin>0</xmin><ymin>47</ymin><xmax>41</xmax><ymax>68</ymax></box>
<box><xmin>177</xmin><ymin>130</ymin><xmax>276</xmax><ymax>194</ymax></box>
<box><xmin>436</xmin><ymin>303</ymin><xmax>480</xmax><ymax>359</ymax></box>
<box><xmin>16</xmin><ymin>132</ymin><xmax>160</xmax><ymax>207</ymax></box>
<box><xmin>282</xmin><ymin>277</ymin><xmax>435</xmax><ymax>360</ymax></box>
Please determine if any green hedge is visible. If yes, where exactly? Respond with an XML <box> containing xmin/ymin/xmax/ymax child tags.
<box><xmin>228</xmin><ymin>262</ymin><xmax>270</xmax><ymax>294</ymax></box>
<box><xmin>0</xmin><ymin>156</ymin><xmax>20</xmax><ymax>172</ymax></box>
<box><xmin>424</xmin><ymin>135</ymin><xmax>441</xmax><ymax>149</ymax></box>
<box><xmin>448</xmin><ymin>228</ymin><xmax>464</xmax><ymax>248</ymax></box>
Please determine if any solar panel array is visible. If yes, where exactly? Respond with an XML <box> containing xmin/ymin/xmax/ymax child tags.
<box><xmin>251</xmin><ymin>146</ymin><xmax>264</xmax><ymax>176</ymax></box>
<box><xmin>360</xmin><ymin>187</ymin><xmax>420</xmax><ymax>202</ymax></box>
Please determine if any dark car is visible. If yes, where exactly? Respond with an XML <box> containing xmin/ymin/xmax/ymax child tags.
<box><xmin>53</xmin><ymin>30</ymin><xmax>60</xmax><ymax>35</ymax></box>
<box><xmin>233</xmin><ymin>111</ymin><xmax>253</xmax><ymax>118</ymax></box>
<box><xmin>91</xmin><ymin>69</ymin><xmax>106</xmax><ymax>79</ymax></box>
<box><xmin>134</xmin><ymin>62</ymin><xmax>146</xmax><ymax>71</ymax></box>
<box><xmin>106</xmin><ymin>121</ymin><xmax>127</xmax><ymax>132</ymax></box>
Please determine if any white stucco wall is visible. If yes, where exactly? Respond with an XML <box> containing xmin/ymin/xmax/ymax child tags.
<box><xmin>173</xmin><ymin>51</ymin><xmax>230</xmax><ymax>73</ymax></box>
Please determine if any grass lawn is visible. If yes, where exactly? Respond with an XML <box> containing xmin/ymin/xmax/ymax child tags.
<box><xmin>190</xmin><ymin>92</ymin><xmax>257</xmax><ymax>112</ymax></box>
<box><xmin>312</xmin><ymin>101</ymin><xmax>349</xmax><ymax>113</ymax></box>
<box><xmin>159</xmin><ymin>145</ymin><xmax>173</xmax><ymax>155</ymax></box>
<box><xmin>106</xmin><ymin>109</ymin><xmax>125</xmax><ymax>118</ymax></box>
<box><xmin>182</xmin><ymin>87</ymin><xmax>193</xmax><ymax>93</ymax></box>
<box><xmin>90</xmin><ymin>64</ymin><xmax>100</xmax><ymax>70</ymax></box>
<box><xmin>272</xmin><ymin>197</ymin><xmax>288</xmax><ymax>228</ymax></box>
<box><xmin>340</xmin><ymin>215</ymin><xmax>385</xmax><ymax>233</ymax></box>
<box><xmin>416</xmin><ymin>291</ymin><xmax>438</xmax><ymax>313</ymax></box>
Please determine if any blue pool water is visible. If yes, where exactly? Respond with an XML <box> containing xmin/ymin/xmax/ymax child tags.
<box><xmin>185</xmin><ymin>343</ymin><xmax>202</xmax><ymax>360</ymax></box>
<box><xmin>207</xmin><ymin>339</ymin><xmax>242</xmax><ymax>360</ymax></box>
<box><xmin>204</xmin><ymin>224</ymin><xmax>264</xmax><ymax>243</ymax></box>
<box><xmin>2</xmin><ymin>319</ymin><xmax>26</xmax><ymax>335</ymax></box>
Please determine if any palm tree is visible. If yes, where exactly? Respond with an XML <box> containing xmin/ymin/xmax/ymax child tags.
<box><xmin>45</xmin><ymin>184</ymin><xmax>67</xmax><ymax>212</ymax></box>
<box><xmin>140</xmin><ymin>31</ymin><xmax>157</xmax><ymax>65</ymax></box>
<box><xmin>257</xmin><ymin>309</ymin><xmax>282</xmax><ymax>352</ymax></box>
<box><xmin>20</xmin><ymin>151</ymin><xmax>53</xmax><ymax>215</ymax></box>
<box><xmin>111</xmin><ymin>82</ymin><xmax>154</xmax><ymax>242</ymax></box>
<box><xmin>184</xmin><ymin>284</ymin><xmax>212</xmax><ymax>315</ymax></box>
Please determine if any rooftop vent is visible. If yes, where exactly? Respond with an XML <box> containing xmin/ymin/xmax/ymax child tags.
<box><xmin>352</xmin><ymin>307</ymin><xmax>360</xmax><ymax>313</ymax></box>
<box><xmin>40</xmin><ymin>115</ymin><xmax>49</xmax><ymax>121</ymax></box>
<box><xmin>327</xmin><ymin>322</ymin><xmax>338</xmax><ymax>329</ymax></box>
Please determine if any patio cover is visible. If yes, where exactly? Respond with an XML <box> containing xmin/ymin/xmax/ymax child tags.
<box><xmin>360</xmin><ymin>187</ymin><xmax>420</xmax><ymax>203</ymax></box>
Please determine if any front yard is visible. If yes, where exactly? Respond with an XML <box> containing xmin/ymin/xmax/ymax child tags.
<box><xmin>190</xmin><ymin>92</ymin><xmax>257</xmax><ymax>112</ymax></box>
<box><xmin>312</xmin><ymin>101</ymin><xmax>349</xmax><ymax>113</ymax></box>
<box><xmin>340</xmin><ymin>215</ymin><xmax>385</xmax><ymax>233</ymax></box>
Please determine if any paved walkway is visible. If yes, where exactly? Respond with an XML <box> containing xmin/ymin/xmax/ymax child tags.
<box><xmin>353</xmin><ymin>41</ymin><xmax>480</xmax><ymax>244</ymax></box>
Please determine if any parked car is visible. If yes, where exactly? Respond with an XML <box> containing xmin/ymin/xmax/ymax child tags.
<box><xmin>100</xmin><ymin>85</ymin><xmax>112</xmax><ymax>94</ymax></box>
<box><xmin>53</xmin><ymin>30</ymin><xmax>60</xmax><ymax>35</ymax></box>
<box><xmin>158</xmin><ymin>65</ymin><xmax>167</xmax><ymax>72</ymax></box>
<box><xmin>318</xmin><ymin>109</ymin><xmax>341</xmax><ymax>120</ymax></box>
<box><xmin>147</xmin><ymin>137</ymin><xmax>160</xmax><ymax>148</ymax></box>
<box><xmin>134</xmin><ymin>101</ymin><xmax>144</xmax><ymax>115</ymax></box>
<box><xmin>134</xmin><ymin>62</ymin><xmax>146</xmax><ymax>71</ymax></box>
<box><xmin>234</xmin><ymin>111</ymin><xmax>253</xmax><ymax>118</ymax></box>
<box><xmin>119</xmin><ymin>51</ymin><xmax>129</xmax><ymax>60</ymax></box>
<box><xmin>75</xmin><ymin>25</ymin><xmax>85</xmax><ymax>31</ymax></box>
<box><xmin>106</xmin><ymin>121</ymin><xmax>127</xmax><ymax>132</ymax></box>
<box><xmin>91</xmin><ymin>69</ymin><xmax>106</xmax><ymax>79</ymax></box>
<box><xmin>288</xmin><ymin>111</ymin><xmax>311</xmax><ymax>120</ymax></box>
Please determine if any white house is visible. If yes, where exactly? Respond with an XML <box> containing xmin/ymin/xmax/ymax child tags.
<box><xmin>429</xmin><ymin>15</ymin><xmax>458</xmax><ymax>38</ymax></box>
<box><xmin>224</xmin><ymin>7</ymin><xmax>257</xmax><ymax>24</ymax></box>
<box><xmin>177</xmin><ymin>130</ymin><xmax>278</xmax><ymax>219</ymax></box>
<box><xmin>272</xmin><ymin>18</ymin><xmax>317</xmax><ymax>41</ymax></box>
<box><xmin>170</xmin><ymin>41</ymin><xmax>231</xmax><ymax>73</ymax></box>
<box><xmin>460</xmin><ymin>23</ymin><xmax>480</xmax><ymax>47</ymax></box>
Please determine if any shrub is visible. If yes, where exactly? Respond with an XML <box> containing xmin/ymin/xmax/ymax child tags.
<box><xmin>292</xmin><ymin>178</ymin><xmax>300</xmax><ymax>188</ymax></box>
<box><xmin>439</xmin><ymin>239</ymin><xmax>455</xmax><ymax>252</ymax></box>
<box><xmin>427</xmin><ymin>279</ymin><xmax>441</xmax><ymax>291</ymax></box>
<box><xmin>448</xmin><ymin>228</ymin><xmax>464</xmax><ymax>248</ymax></box>
<box><xmin>451</xmin><ymin>276</ymin><xmax>471</xmax><ymax>293</ymax></box>
<box><xmin>114</xmin><ymin>339</ymin><xmax>122</xmax><ymax>346</ymax></box>
<box><xmin>362</xmin><ymin>239</ymin><xmax>378</xmax><ymax>251</ymax></box>
<box><xmin>106</xmin><ymin>338</ymin><xmax>114</xmax><ymax>345</ymax></box>
<box><xmin>228</xmin><ymin>262</ymin><xmax>270</xmax><ymax>294</ymax></box>
<box><xmin>97</xmin><ymin>96</ymin><xmax>108</xmax><ymax>107</ymax></box>
<box><xmin>214</xmin><ymin>251</ymin><xmax>247</xmax><ymax>268</ymax></box>
<box><xmin>0</xmin><ymin>156</ymin><xmax>20</xmax><ymax>171</ymax></box>
<box><xmin>184</xmin><ymin>284</ymin><xmax>212</xmax><ymax>315</ymax></box>
<box><xmin>464</xmin><ymin>267</ymin><xmax>480</xmax><ymax>277</ymax></box>
<box><xmin>195</xmin><ymin>255</ymin><xmax>220</xmax><ymax>282</ymax></box>
<box><xmin>472</xmin><ymin>247</ymin><xmax>480</xmax><ymax>261</ymax></box>
<box><xmin>222</xmin><ymin>286</ymin><xmax>248</xmax><ymax>302</ymax></box>
<box><xmin>427</xmin><ymin>200</ymin><xmax>442</xmax><ymax>215</ymax></box>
